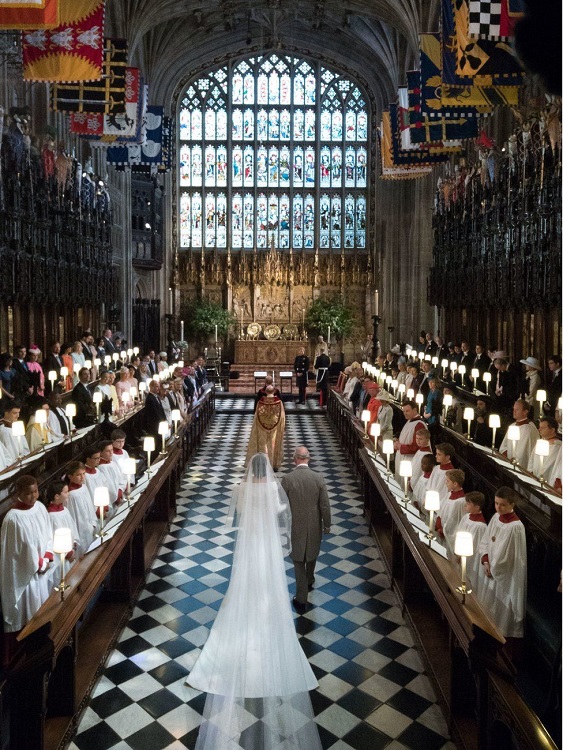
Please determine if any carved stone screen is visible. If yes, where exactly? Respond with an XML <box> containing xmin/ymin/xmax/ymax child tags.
<box><xmin>178</xmin><ymin>53</ymin><xmax>368</xmax><ymax>251</ymax></box>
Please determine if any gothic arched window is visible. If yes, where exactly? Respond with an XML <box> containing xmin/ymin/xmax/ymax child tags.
<box><xmin>178</xmin><ymin>54</ymin><xmax>368</xmax><ymax>251</ymax></box>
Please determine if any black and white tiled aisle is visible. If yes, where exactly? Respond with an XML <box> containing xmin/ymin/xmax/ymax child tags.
<box><xmin>70</xmin><ymin>400</ymin><xmax>455</xmax><ymax>750</ymax></box>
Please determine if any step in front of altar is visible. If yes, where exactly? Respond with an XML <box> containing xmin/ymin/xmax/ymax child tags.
<box><xmin>227</xmin><ymin>363</ymin><xmax>315</xmax><ymax>395</ymax></box>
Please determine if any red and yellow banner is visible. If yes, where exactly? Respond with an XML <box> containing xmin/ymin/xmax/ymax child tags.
<box><xmin>0</xmin><ymin>0</ymin><xmax>58</xmax><ymax>29</ymax></box>
<box><xmin>22</xmin><ymin>0</ymin><xmax>104</xmax><ymax>81</ymax></box>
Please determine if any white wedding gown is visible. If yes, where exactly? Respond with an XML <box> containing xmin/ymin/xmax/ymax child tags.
<box><xmin>187</xmin><ymin>454</ymin><xmax>321</xmax><ymax>749</ymax></box>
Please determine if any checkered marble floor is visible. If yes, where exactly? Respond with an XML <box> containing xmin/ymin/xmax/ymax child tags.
<box><xmin>70</xmin><ymin>408</ymin><xmax>455</xmax><ymax>750</ymax></box>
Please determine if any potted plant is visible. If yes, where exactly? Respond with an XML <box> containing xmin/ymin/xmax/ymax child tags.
<box><xmin>304</xmin><ymin>297</ymin><xmax>356</xmax><ymax>340</ymax></box>
<box><xmin>184</xmin><ymin>299</ymin><xmax>236</xmax><ymax>344</ymax></box>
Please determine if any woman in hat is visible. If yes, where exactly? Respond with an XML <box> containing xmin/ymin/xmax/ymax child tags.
<box><xmin>520</xmin><ymin>356</ymin><xmax>542</xmax><ymax>403</ymax></box>
<box><xmin>375</xmin><ymin>389</ymin><xmax>394</xmax><ymax>440</ymax></box>
<box><xmin>26</xmin><ymin>345</ymin><xmax>45</xmax><ymax>396</ymax></box>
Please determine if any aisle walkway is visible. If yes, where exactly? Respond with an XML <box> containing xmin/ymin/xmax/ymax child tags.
<box><xmin>71</xmin><ymin>403</ymin><xmax>454</xmax><ymax>750</ymax></box>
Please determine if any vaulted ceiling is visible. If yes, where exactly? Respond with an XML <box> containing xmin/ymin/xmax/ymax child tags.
<box><xmin>106</xmin><ymin>0</ymin><xmax>439</xmax><ymax>112</ymax></box>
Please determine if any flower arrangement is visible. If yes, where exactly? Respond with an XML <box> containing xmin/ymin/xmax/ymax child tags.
<box><xmin>305</xmin><ymin>297</ymin><xmax>356</xmax><ymax>339</ymax></box>
<box><xmin>184</xmin><ymin>300</ymin><xmax>236</xmax><ymax>341</ymax></box>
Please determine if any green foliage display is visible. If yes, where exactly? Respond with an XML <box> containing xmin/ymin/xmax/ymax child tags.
<box><xmin>305</xmin><ymin>298</ymin><xmax>356</xmax><ymax>339</ymax></box>
<box><xmin>184</xmin><ymin>300</ymin><xmax>235</xmax><ymax>340</ymax></box>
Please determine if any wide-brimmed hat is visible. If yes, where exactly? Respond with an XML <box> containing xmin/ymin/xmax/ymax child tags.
<box><xmin>377</xmin><ymin>390</ymin><xmax>393</xmax><ymax>402</ymax></box>
<box><xmin>390</xmin><ymin>345</ymin><xmax>401</xmax><ymax>355</ymax></box>
<box><xmin>520</xmin><ymin>356</ymin><xmax>541</xmax><ymax>370</ymax></box>
<box><xmin>493</xmin><ymin>350</ymin><xmax>509</xmax><ymax>360</ymax></box>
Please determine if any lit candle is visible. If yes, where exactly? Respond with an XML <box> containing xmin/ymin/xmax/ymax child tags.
<box><xmin>169</xmin><ymin>287</ymin><xmax>173</xmax><ymax>309</ymax></box>
<box><xmin>215</xmin><ymin>324</ymin><xmax>218</xmax><ymax>343</ymax></box>
<box><xmin>133</xmin><ymin>347</ymin><xmax>139</xmax><ymax>355</ymax></box>
<box><xmin>327</xmin><ymin>326</ymin><xmax>331</xmax><ymax>345</ymax></box>
<box><xmin>138</xmin><ymin>381</ymin><xmax>147</xmax><ymax>401</ymax></box>
<box><xmin>374</xmin><ymin>289</ymin><xmax>379</xmax><ymax>316</ymax></box>
<box><xmin>489</xmin><ymin>414</ymin><xmax>500</xmax><ymax>451</ymax></box>
<box><xmin>180</xmin><ymin>320</ymin><xmax>185</xmax><ymax>342</ymax></box>
<box><xmin>443</xmin><ymin>393</ymin><xmax>453</xmax><ymax>421</ymax></box>
<box><xmin>454</xmin><ymin>531</ymin><xmax>474</xmax><ymax>604</ymax></box>
<box><xmin>398</xmin><ymin>383</ymin><xmax>405</xmax><ymax>403</ymax></box>
<box><xmin>407</xmin><ymin>388</ymin><xmax>415</xmax><ymax>400</ymax></box>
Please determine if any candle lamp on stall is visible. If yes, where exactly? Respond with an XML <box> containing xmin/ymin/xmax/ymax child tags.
<box><xmin>482</xmin><ymin>371</ymin><xmax>491</xmax><ymax>395</ymax></box>
<box><xmin>415</xmin><ymin>393</ymin><xmax>424</xmax><ymax>411</ymax></box>
<box><xmin>129</xmin><ymin>386</ymin><xmax>138</xmax><ymax>404</ymax></box>
<box><xmin>158</xmin><ymin>421</ymin><xmax>170</xmax><ymax>455</ymax></box>
<box><xmin>489</xmin><ymin>414</ymin><xmax>501</xmax><ymax>451</ymax></box>
<box><xmin>94</xmin><ymin>358</ymin><xmax>101</xmax><ymax>369</ymax></box>
<box><xmin>133</xmin><ymin>347</ymin><xmax>139</xmax><ymax>356</ymax></box>
<box><xmin>360</xmin><ymin>410</ymin><xmax>370</xmax><ymax>437</ymax></box>
<box><xmin>454</xmin><ymin>531</ymin><xmax>474</xmax><ymax>604</ymax></box>
<box><xmin>72</xmin><ymin>362</ymin><xmax>81</xmax><ymax>379</ymax></box>
<box><xmin>65</xmin><ymin>403</ymin><xmax>76</xmax><ymax>437</ymax></box>
<box><xmin>536</xmin><ymin>389</ymin><xmax>547</xmax><ymax>419</ymax></box>
<box><xmin>143</xmin><ymin>436</ymin><xmax>155</xmax><ymax>476</ymax></box>
<box><xmin>104</xmin><ymin>355</ymin><xmax>111</xmax><ymax>368</ymax></box>
<box><xmin>534</xmin><ymin>439</ymin><xmax>550</xmax><ymax>483</ymax></box>
<box><xmin>458</xmin><ymin>364</ymin><xmax>466</xmax><ymax>388</ymax></box>
<box><xmin>12</xmin><ymin>421</ymin><xmax>25</xmax><ymax>461</ymax></box>
<box><xmin>398</xmin><ymin>383</ymin><xmax>405</xmax><ymax>403</ymax></box>
<box><xmin>399</xmin><ymin>460</ymin><xmax>412</xmax><ymax>504</ymax></box>
<box><xmin>471</xmin><ymin>368</ymin><xmax>479</xmax><ymax>394</ymax></box>
<box><xmin>385</xmin><ymin>375</ymin><xmax>393</xmax><ymax>391</ymax></box>
<box><xmin>121</xmin><ymin>390</ymin><xmax>131</xmax><ymax>412</ymax></box>
<box><xmin>424</xmin><ymin>491</ymin><xmax>440</xmax><ymax>545</ymax></box>
<box><xmin>431</xmin><ymin>357</ymin><xmax>439</xmax><ymax>368</ymax></box>
<box><xmin>441</xmin><ymin>359</ymin><xmax>449</xmax><ymax>378</ymax></box>
<box><xmin>93</xmin><ymin>391</ymin><xmax>102</xmax><ymax>420</ymax></box>
<box><xmin>94</xmin><ymin>486</ymin><xmax>110</xmax><ymax>539</ymax></box>
<box><xmin>463</xmin><ymin>407</ymin><xmax>474</xmax><ymax>440</ymax></box>
<box><xmin>34</xmin><ymin>408</ymin><xmax>48</xmax><ymax>449</ymax></box>
<box><xmin>53</xmin><ymin>527</ymin><xmax>73</xmax><ymax>600</ymax></box>
<box><xmin>407</xmin><ymin>388</ymin><xmax>415</xmax><ymax>401</ymax></box>
<box><xmin>48</xmin><ymin>370</ymin><xmax>57</xmax><ymax>391</ymax></box>
<box><xmin>391</xmin><ymin>379</ymin><xmax>398</xmax><ymax>398</ymax></box>
<box><xmin>418</xmin><ymin>351</ymin><xmax>424</xmax><ymax>363</ymax></box>
<box><xmin>442</xmin><ymin>393</ymin><xmax>452</xmax><ymax>421</ymax></box>
<box><xmin>450</xmin><ymin>361</ymin><xmax>458</xmax><ymax>380</ymax></box>
<box><xmin>370</xmin><ymin>422</ymin><xmax>380</xmax><ymax>447</ymax></box>
<box><xmin>171</xmin><ymin>409</ymin><xmax>182</xmax><ymax>436</ymax></box>
<box><xmin>382</xmin><ymin>439</ymin><xmax>394</xmax><ymax>475</ymax></box>
<box><xmin>506</xmin><ymin>424</ymin><xmax>521</xmax><ymax>464</ymax></box>
<box><xmin>138</xmin><ymin>382</ymin><xmax>147</xmax><ymax>401</ymax></box>
<box><xmin>60</xmin><ymin>366</ymin><xmax>69</xmax><ymax>388</ymax></box>
<box><xmin>121</xmin><ymin>458</ymin><xmax>136</xmax><ymax>505</ymax></box>
<box><xmin>112</xmin><ymin>352</ymin><xmax>119</xmax><ymax>368</ymax></box>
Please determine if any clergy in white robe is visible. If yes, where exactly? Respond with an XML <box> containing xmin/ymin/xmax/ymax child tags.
<box><xmin>455</xmin><ymin>492</ymin><xmax>487</xmax><ymax>599</ymax></box>
<box><xmin>499</xmin><ymin>399</ymin><xmax>539</xmax><ymax>467</ymax></box>
<box><xmin>528</xmin><ymin>417</ymin><xmax>562</xmax><ymax>490</ymax></box>
<box><xmin>478</xmin><ymin>488</ymin><xmax>527</xmax><ymax>638</ymax></box>
<box><xmin>393</xmin><ymin>403</ymin><xmax>425</xmax><ymax>482</ymax></box>
<box><xmin>435</xmin><ymin>469</ymin><xmax>466</xmax><ymax>560</ymax></box>
<box><xmin>47</xmin><ymin>391</ymin><xmax>72</xmax><ymax>439</ymax></box>
<box><xmin>65</xmin><ymin>462</ymin><xmax>97</xmax><ymax>556</ymax></box>
<box><xmin>0</xmin><ymin>403</ymin><xmax>30</xmax><ymax>465</ymax></box>
<box><xmin>25</xmin><ymin>403</ymin><xmax>55</xmax><ymax>452</ymax></box>
<box><xmin>425</xmin><ymin>442</ymin><xmax>455</xmax><ymax>505</ymax></box>
<box><xmin>98</xmin><ymin>440</ymin><xmax>126</xmax><ymax>513</ymax></box>
<box><xmin>110</xmin><ymin>429</ymin><xmax>130</xmax><ymax>470</ymax></box>
<box><xmin>0</xmin><ymin>439</ymin><xmax>11</xmax><ymax>472</ymax></box>
<box><xmin>0</xmin><ymin>476</ymin><xmax>54</xmax><ymax>632</ymax></box>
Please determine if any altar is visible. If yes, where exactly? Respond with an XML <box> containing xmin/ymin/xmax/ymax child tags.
<box><xmin>234</xmin><ymin>340</ymin><xmax>312</xmax><ymax>365</ymax></box>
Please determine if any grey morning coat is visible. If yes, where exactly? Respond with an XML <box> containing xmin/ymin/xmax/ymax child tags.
<box><xmin>281</xmin><ymin>466</ymin><xmax>331</xmax><ymax>562</ymax></box>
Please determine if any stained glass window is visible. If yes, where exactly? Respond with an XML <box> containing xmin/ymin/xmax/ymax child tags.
<box><xmin>178</xmin><ymin>54</ymin><xmax>368</xmax><ymax>250</ymax></box>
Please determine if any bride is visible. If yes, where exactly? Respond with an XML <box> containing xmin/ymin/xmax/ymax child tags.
<box><xmin>187</xmin><ymin>452</ymin><xmax>321</xmax><ymax>749</ymax></box>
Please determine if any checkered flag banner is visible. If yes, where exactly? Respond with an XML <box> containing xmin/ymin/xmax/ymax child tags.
<box><xmin>469</xmin><ymin>0</ymin><xmax>503</xmax><ymax>38</ymax></box>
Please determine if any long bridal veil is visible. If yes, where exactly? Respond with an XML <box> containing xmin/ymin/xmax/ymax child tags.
<box><xmin>187</xmin><ymin>453</ymin><xmax>322</xmax><ymax>750</ymax></box>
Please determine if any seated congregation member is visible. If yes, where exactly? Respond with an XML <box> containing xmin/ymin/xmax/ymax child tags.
<box><xmin>412</xmin><ymin>453</ymin><xmax>436</xmax><ymax>507</ymax></box>
<box><xmin>47</xmin><ymin>390</ymin><xmax>72</xmax><ymax>439</ymax></box>
<box><xmin>0</xmin><ymin>475</ymin><xmax>55</xmax><ymax>634</ymax></box>
<box><xmin>455</xmin><ymin>491</ymin><xmax>487</xmax><ymax>599</ymax></box>
<box><xmin>410</xmin><ymin>428</ymin><xmax>433</xmax><ymax>491</ymax></box>
<box><xmin>254</xmin><ymin>375</ymin><xmax>281</xmax><ymax>412</ymax></box>
<box><xmin>499</xmin><ymin>399</ymin><xmax>539</xmax><ymax>467</ymax></box>
<box><xmin>25</xmin><ymin>398</ymin><xmax>54</xmax><ymax>451</ymax></box>
<box><xmin>65</xmin><ymin>461</ymin><xmax>97</xmax><ymax>555</ymax></box>
<box><xmin>376</xmin><ymin>390</ymin><xmax>394</xmax><ymax>440</ymax></box>
<box><xmin>72</xmin><ymin>367</ymin><xmax>96</xmax><ymax>428</ymax></box>
<box><xmin>26</xmin><ymin>346</ymin><xmax>45</xmax><ymax>396</ymax></box>
<box><xmin>393</xmin><ymin>401</ymin><xmax>425</xmax><ymax>481</ymax></box>
<box><xmin>426</xmin><ymin>442</ymin><xmax>455</xmax><ymax>504</ymax></box>
<box><xmin>472</xmin><ymin>398</ymin><xmax>493</xmax><ymax>447</ymax></box>
<box><xmin>45</xmin><ymin>482</ymin><xmax>79</xmax><ymax>567</ymax></box>
<box><xmin>144</xmin><ymin>380</ymin><xmax>167</xmax><ymax>436</ymax></box>
<box><xmin>0</xmin><ymin>401</ymin><xmax>30</xmax><ymax>465</ymax></box>
<box><xmin>435</xmin><ymin>469</ymin><xmax>466</xmax><ymax>559</ymax></box>
<box><xmin>479</xmin><ymin>487</ymin><xmax>527</xmax><ymax>638</ymax></box>
<box><xmin>528</xmin><ymin>417</ymin><xmax>562</xmax><ymax>490</ymax></box>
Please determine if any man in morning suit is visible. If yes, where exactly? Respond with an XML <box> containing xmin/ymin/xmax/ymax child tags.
<box><xmin>293</xmin><ymin>347</ymin><xmax>310</xmax><ymax>405</ymax></box>
<box><xmin>71</xmin><ymin>368</ymin><xmax>96</xmax><ymax>428</ymax></box>
<box><xmin>144</xmin><ymin>380</ymin><xmax>168</xmax><ymax>436</ymax></box>
<box><xmin>280</xmin><ymin>446</ymin><xmax>331</xmax><ymax>613</ymax></box>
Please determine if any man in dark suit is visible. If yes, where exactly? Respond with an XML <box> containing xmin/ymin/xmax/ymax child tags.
<box><xmin>11</xmin><ymin>345</ymin><xmax>32</xmax><ymax>399</ymax></box>
<box><xmin>470</xmin><ymin>342</ymin><xmax>491</xmax><ymax>392</ymax></box>
<box><xmin>71</xmin><ymin>367</ymin><xmax>96</xmax><ymax>428</ymax></box>
<box><xmin>546</xmin><ymin>355</ymin><xmax>562</xmax><ymax>416</ymax></box>
<box><xmin>101</xmin><ymin>328</ymin><xmax>116</xmax><ymax>355</ymax></box>
<box><xmin>42</xmin><ymin>341</ymin><xmax>66</xmax><ymax>394</ymax></box>
<box><xmin>195</xmin><ymin>356</ymin><xmax>208</xmax><ymax>389</ymax></box>
<box><xmin>293</xmin><ymin>346</ymin><xmax>310</xmax><ymax>404</ymax></box>
<box><xmin>143</xmin><ymin>380</ymin><xmax>167</xmax><ymax>435</ymax></box>
<box><xmin>281</xmin><ymin>446</ymin><xmax>331</xmax><ymax>614</ymax></box>
<box><xmin>183</xmin><ymin>366</ymin><xmax>199</xmax><ymax>402</ymax></box>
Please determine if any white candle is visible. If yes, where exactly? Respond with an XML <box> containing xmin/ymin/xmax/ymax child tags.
<box><xmin>374</xmin><ymin>289</ymin><xmax>379</xmax><ymax>316</ymax></box>
<box><xmin>169</xmin><ymin>287</ymin><xmax>173</xmax><ymax>309</ymax></box>
<box><xmin>180</xmin><ymin>320</ymin><xmax>184</xmax><ymax>342</ymax></box>
<box><xmin>327</xmin><ymin>326</ymin><xmax>331</xmax><ymax>345</ymax></box>
<box><xmin>215</xmin><ymin>324</ymin><xmax>218</xmax><ymax>343</ymax></box>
